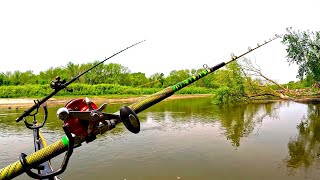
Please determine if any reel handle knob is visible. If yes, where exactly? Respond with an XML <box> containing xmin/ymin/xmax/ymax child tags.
<box><xmin>57</xmin><ymin>107</ymin><xmax>70</xmax><ymax>121</ymax></box>
<box><xmin>120</xmin><ymin>106</ymin><xmax>140</xmax><ymax>134</ymax></box>
<box><xmin>84</xmin><ymin>97</ymin><xmax>94</xmax><ymax>111</ymax></box>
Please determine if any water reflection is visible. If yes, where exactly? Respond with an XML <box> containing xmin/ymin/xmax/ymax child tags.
<box><xmin>1</xmin><ymin>98</ymin><xmax>317</xmax><ymax>179</ymax></box>
<box><xmin>212</xmin><ymin>102</ymin><xmax>280</xmax><ymax>147</ymax></box>
<box><xmin>140</xmin><ymin>99</ymin><xmax>281</xmax><ymax>147</ymax></box>
<box><xmin>286</xmin><ymin>104</ymin><xmax>320</xmax><ymax>171</ymax></box>
<box><xmin>0</xmin><ymin>98</ymin><xmax>280</xmax><ymax>148</ymax></box>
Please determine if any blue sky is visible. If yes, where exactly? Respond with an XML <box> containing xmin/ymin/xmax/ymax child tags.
<box><xmin>0</xmin><ymin>0</ymin><xmax>319</xmax><ymax>83</ymax></box>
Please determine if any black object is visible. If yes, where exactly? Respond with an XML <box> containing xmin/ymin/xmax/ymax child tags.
<box><xmin>50</xmin><ymin>76</ymin><xmax>66</xmax><ymax>90</ymax></box>
<box><xmin>23</xmin><ymin>100</ymin><xmax>48</xmax><ymax>130</ymax></box>
<box><xmin>120</xmin><ymin>106</ymin><xmax>140</xmax><ymax>134</ymax></box>
<box><xmin>19</xmin><ymin>126</ymin><xmax>75</xmax><ymax>179</ymax></box>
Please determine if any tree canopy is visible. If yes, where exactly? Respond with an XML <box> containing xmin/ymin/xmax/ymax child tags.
<box><xmin>0</xmin><ymin>62</ymin><xmax>216</xmax><ymax>88</ymax></box>
<box><xmin>282</xmin><ymin>28</ymin><xmax>320</xmax><ymax>83</ymax></box>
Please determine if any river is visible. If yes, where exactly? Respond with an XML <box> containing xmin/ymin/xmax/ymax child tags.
<box><xmin>1</xmin><ymin>97</ymin><xmax>320</xmax><ymax>179</ymax></box>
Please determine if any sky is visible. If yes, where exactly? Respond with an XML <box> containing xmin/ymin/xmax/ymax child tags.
<box><xmin>0</xmin><ymin>0</ymin><xmax>319</xmax><ymax>84</ymax></box>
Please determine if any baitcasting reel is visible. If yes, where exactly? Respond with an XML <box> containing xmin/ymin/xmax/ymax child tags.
<box><xmin>56</xmin><ymin>97</ymin><xmax>140</xmax><ymax>143</ymax></box>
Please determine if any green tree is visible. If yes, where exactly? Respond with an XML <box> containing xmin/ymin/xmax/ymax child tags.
<box><xmin>103</xmin><ymin>63</ymin><xmax>130</xmax><ymax>84</ymax></box>
<box><xmin>130</xmin><ymin>72</ymin><xmax>149</xmax><ymax>86</ymax></box>
<box><xmin>148</xmin><ymin>73</ymin><xmax>165</xmax><ymax>87</ymax></box>
<box><xmin>164</xmin><ymin>69</ymin><xmax>191</xmax><ymax>86</ymax></box>
<box><xmin>66</xmin><ymin>62</ymin><xmax>80</xmax><ymax>80</ymax></box>
<box><xmin>282</xmin><ymin>28</ymin><xmax>320</xmax><ymax>83</ymax></box>
<box><xmin>191</xmin><ymin>68</ymin><xmax>213</xmax><ymax>88</ymax></box>
<box><xmin>10</xmin><ymin>71</ymin><xmax>22</xmax><ymax>85</ymax></box>
<box><xmin>212</xmin><ymin>62</ymin><xmax>246</xmax><ymax>105</ymax></box>
<box><xmin>79</xmin><ymin>62</ymin><xmax>130</xmax><ymax>84</ymax></box>
<box><xmin>0</xmin><ymin>73</ymin><xmax>10</xmax><ymax>85</ymax></box>
<box><xmin>19</xmin><ymin>70</ymin><xmax>37</xmax><ymax>85</ymax></box>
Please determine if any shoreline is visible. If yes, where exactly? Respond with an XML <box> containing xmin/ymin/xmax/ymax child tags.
<box><xmin>0</xmin><ymin>94</ymin><xmax>212</xmax><ymax>108</ymax></box>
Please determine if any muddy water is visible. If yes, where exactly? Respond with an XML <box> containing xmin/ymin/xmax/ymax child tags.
<box><xmin>1</xmin><ymin>98</ymin><xmax>320</xmax><ymax>179</ymax></box>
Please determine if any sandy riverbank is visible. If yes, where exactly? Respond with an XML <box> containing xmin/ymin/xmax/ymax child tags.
<box><xmin>0</xmin><ymin>94</ymin><xmax>212</xmax><ymax>108</ymax></box>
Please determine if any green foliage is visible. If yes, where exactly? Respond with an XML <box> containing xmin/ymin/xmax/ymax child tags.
<box><xmin>130</xmin><ymin>72</ymin><xmax>149</xmax><ymax>86</ymax></box>
<box><xmin>0</xmin><ymin>71</ymin><xmax>38</xmax><ymax>85</ymax></box>
<box><xmin>0</xmin><ymin>61</ymin><xmax>228</xmax><ymax>98</ymax></box>
<box><xmin>0</xmin><ymin>57</ymin><xmax>301</xmax><ymax>102</ymax></box>
<box><xmin>282</xmin><ymin>28</ymin><xmax>320</xmax><ymax>83</ymax></box>
<box><xmin>0</xmin><ymin>85</ymin><xmax>50</xmax><ymax>98</ymax></box>
<box><xmin>286</xmin><ymin>105</ymin><xmax>320</xmax><ymax>169</ymax></box>
<box><xmin>213</xmin><ymin>86</ymin><xmax>245</xmax><ymax>105</ymax></box>
<box><xmin>148</xmin><ymin>73</ymin><xmax>165</xmax><ymax>88</ymax></box>
<box><xmin>176</xmin><ymin>86</ymin><xmax>214</xmax><ymax>94</ymax></box>
<box><xmin>282</xmin><ymin>80</ymin><xmax>307</xmax><ymax>90</ymax></box>
<box><xmin>164</xmin><ymin>69</ymin><xmax>191</xmax><ymax>87</ymax></box>
<box><xmin>212</xmin><ymin>62</ymin><xmax>246</xmax><ymax>105</ymax></box>
<box><xmin>302</xmin><ymin>75</ymin><xmax>316</xmax><ymax>87</ymax></box>
<box><xmin>0</xmin><ymin>60</ymin><xmax>253</xmax><ymax>101</ymax></box>
<box><xmin>0</xmin><ymin>83</ymin><xmax>213</xmax><ymax>98</ymax></box>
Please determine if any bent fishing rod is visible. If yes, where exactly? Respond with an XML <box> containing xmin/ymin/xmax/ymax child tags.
<box><xmin>0</xmin><ymin>35</ymin><xmax>278</xmax><ymax>180</ymax></box>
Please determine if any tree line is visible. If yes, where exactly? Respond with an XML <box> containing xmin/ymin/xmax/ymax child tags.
<box><xmin>0</xmin><ymin>60</ymin><xmax>249</xmax><ymax>101</ymax></box>
<box><xmin>1</xmin><ymin>28</ymin><xmax>318</xmax><ymax>88</ymax></box>
<box><xmin>0</xmin><ymin>28</ymin><xmax>318</xmax><ymax>104</ymax></box>
<box><xmin>0</xmin><ymin>61</ymin><xmax>230</xmax><ymax>88</ymax></box>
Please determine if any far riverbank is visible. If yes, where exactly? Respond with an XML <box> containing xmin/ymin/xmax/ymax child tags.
<box><xmin>0</xmin><ymin>94</ymin><xmax>212</xmax><ymax>108</ymax></box>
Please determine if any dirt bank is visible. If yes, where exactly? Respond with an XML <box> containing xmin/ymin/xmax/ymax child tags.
<box><xmin>0</xmin><ymin>94</ymin><xmax>212</xmax><ymax>108</ymax></box>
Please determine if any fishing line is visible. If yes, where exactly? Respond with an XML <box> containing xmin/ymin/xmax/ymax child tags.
<box><xmin>1</xmin><ymin>35</ymin><xmax>280</xmax><ymax>180</ymax></box>
<box><xmin>15</xmin><ymin>40</ymin><xmax>146</xmax><ymax>123</ymax></box>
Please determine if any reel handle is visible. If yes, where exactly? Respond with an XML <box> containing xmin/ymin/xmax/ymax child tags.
<box><xmin>120</xmin><ymin>106</ymin><xmax>140</xmax><ymax>134</ymax></box>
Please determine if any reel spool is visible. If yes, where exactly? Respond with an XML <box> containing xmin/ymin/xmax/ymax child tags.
<box><xmin>57</xmin><ymin>98</ymin><xmax>140</xmax><ymax>143</ymax></box>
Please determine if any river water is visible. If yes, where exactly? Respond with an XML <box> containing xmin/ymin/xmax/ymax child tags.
<box><xmin>1</xmin><ymin>98</ymin><xmax>320</xmax><ymax>179</ymax></box>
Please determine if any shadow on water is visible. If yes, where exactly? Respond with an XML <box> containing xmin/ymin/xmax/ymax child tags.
<box><xmin>285</xmin><ymin>104</ymin><xmax>320</xmax><ymax>174</ymax></box>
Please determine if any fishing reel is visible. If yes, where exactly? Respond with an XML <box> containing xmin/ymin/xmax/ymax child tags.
<box><xmin>56</xmin><ymin>97</ymin><xmax>140</xmax><ymax>143</ymax></box>
<box><xmin>17</xmin><ymin>98</ymin><xmax>140</xmax><ymax>180</ymax></box>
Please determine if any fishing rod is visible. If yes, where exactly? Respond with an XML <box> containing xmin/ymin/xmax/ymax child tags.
<box><xmin>0</xmin><ymin>35</ymin><xmax>278</xmax><ymax>180</ymax></box>
<box><xmin>15</xmin><ymin>40</ymin><xmax>146</xmax><ymax>123</ymax></box>
<box><xmin>5</xmin><ymin>40</ymin><xmax>145</xmax><ymax>180</ymax></box>
<box><xmin>128</xmin><ymin>36</ymin><xmax>280</xmax><ymax>115</ymax></box>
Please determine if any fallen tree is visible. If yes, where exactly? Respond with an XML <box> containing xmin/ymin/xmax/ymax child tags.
<box><xmin>239</xmin><ymin>58</ymin><xmax>320</xmax><ymax>104</ymax></box>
